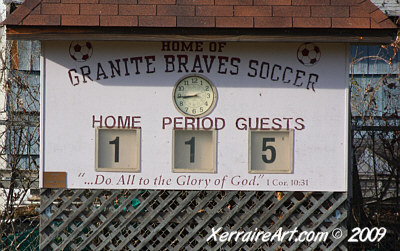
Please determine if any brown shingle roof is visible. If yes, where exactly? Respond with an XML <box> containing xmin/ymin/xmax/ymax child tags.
<box><xmin>1</xmin><ymin>0</ymin><xmax>397</xmax><ymax>29</ymax></box>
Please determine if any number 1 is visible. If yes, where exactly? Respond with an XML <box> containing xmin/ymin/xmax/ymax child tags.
<box><xmin>185</xmin><ymin>137</ymin><xmax>195</xmax><ymax>163</ymax></box>
<box><xmin>109</xmin><ymin>137</ymin><xmax>120</xmax><ymax>163</ymax></box>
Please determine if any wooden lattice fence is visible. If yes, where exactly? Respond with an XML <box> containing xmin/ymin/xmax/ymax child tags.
<box><xmin>40</xmin><ymin>189</ymin><xmax>348</xmax><ymax>250</ymax></box>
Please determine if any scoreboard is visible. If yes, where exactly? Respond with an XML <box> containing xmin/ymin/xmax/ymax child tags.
<box><xmin>41</xmin><ymin>41</ymin><xmax>348</xmax><ymax>191</ymax></box>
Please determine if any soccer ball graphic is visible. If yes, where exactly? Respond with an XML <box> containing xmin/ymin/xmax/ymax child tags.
<box><xmin>69</xmin><ymin>41</ymin><xmax>93</xmax><ymax>62</ymax></box>
<box><xmin>297</xmin><ymin>43</ymin><xmax>321</xmax><ymax>66</ymax></box>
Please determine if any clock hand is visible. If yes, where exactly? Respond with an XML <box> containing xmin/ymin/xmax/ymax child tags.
<box><xmin>182</xmin><ymin>94</ymin><xmax>200</xmax><ymax>98</ymax></box>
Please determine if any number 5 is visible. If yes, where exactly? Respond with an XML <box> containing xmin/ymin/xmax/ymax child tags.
<box><xmin>262</xmin><ymin>138</ymin><xmax>276</xmax><ymax>163</ymax></box>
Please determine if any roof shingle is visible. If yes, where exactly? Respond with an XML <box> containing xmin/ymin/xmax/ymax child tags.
<box><xmin>1</xmin><ymin>0</ymin><xmax>397</xmax><ymax>29</ymax></box>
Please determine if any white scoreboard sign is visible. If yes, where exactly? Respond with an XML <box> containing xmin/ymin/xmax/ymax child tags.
<box><xmin>41</xmin><ymin>41</ymin><xmax>349</xmax><ymax>191</ymax></box>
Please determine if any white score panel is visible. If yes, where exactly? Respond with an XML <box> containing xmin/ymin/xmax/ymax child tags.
<box><xmin>172</xmin><ymin>130</ymin><xmax>216</xmax><ymax>173</ymax></box>
<box><xmin>249</xmin><ymin>130</ymin><xmax>294</xmax><ymax>174</ymax></box>
<box><xmin>95</xmin><ymin>128</ymin><xmax>141</xmax><ymax>172</ymax></box>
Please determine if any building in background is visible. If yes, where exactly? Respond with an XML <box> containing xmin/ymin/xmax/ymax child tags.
<box><xmin>0</xmin><ymin>0</ymin><xmax>40</xmax><ymax>214</ymax></box>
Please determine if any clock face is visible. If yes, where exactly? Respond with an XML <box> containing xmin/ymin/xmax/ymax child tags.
<box><xmin>173</xmin><ymin>75</ymin><xmax>217</xmax><ymax>117</ymax></box>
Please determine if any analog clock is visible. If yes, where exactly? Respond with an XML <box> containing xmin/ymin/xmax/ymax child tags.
<box><xmin>173</xmin><ymin>75</ymin><xmax>217</xmax><ymax>117</ymax></box>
